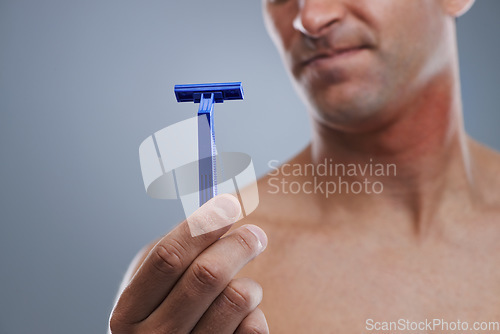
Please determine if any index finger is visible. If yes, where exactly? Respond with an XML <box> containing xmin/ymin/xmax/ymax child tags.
<box><xmin>112</xmin><ymin>194</ymin><xmax>242</xmax><ymax>325</ymax></box>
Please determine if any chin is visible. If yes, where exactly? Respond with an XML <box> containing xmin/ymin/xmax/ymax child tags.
<box><xmin>312</xmin><ymin>109</ymin><xmax>386</xmax><ymax>133</ymax></box>
<box><xmin>306</xmin><ymin>89</ymin><xmax>395</xmax><ymax>133</ymax></box>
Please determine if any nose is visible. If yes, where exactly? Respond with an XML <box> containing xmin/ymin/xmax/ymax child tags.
<box><xmin>293</xmin><ymin>0</ymin><xmax>346</xmax><ymax>39</ymax></box>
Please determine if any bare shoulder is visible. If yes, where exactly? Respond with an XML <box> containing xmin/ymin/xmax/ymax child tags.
<box><xmin>470</xmin><ymin>138</ymin><xmax>500</xmax><ymax>207</ymax></box>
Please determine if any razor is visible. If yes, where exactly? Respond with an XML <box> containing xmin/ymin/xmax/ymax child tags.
<box><xmin>174</xmin><ymin>82</ymin><xmax>244</xmax><ymax>206</ymax></box>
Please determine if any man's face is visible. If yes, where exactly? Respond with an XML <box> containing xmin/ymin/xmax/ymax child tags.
<box><xmin>263</xmin><ymin>0</ymin><xmax>455</xmax><ymax>132</ymax></box>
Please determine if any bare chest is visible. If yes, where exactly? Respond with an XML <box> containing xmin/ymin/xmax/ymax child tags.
<box><xmin>237</xmin><ymin>226</ymin><xmax>500</xmax><ymax>334</ymax></box>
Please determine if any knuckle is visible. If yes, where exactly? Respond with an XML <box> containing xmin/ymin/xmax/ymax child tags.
<box><xmin>150</xmin><ymin>241</ymin><xmax>185</xmax><ymax>275</ymax></box>
<box><xmin>190</xmin><ymin>261</ymin><xmax>224</xmax><ymax>291</ymax></box>
<box><xmin>109</xmin><ymin>313</ymin><xmax>131</xmax><ymax>333</ymax></box>
<box><xmin>239</xmin><ymin>325</ymin><xmax>268</xmax><ymax>334</ymax></box>
<box><xmin>233</xmin><ymin>230</ymin><xmax>256</xmax><ymax>254</ymax></box>
<box><xmin>147</xmin><ymin>323</ymin><xmax>180</xmax><ymax>334</ymax></box>
<box><xmin>220</xmin><ymin>283</ymin><xmax>255</xmax><ymax>313</ymax></box>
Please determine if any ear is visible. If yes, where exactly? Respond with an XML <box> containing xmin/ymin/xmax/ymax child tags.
<box><xmin>441</xmin><ymin>0</ymin><xmax>475</xmax><ymax>17</ymax></box>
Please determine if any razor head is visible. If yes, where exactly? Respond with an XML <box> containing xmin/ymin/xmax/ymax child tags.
<box><xmin>174</xmin><ymin>82</ymin><xmax>244</xmax><ymax>104</ymax></box>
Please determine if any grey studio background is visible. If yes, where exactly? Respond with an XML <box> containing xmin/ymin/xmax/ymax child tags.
<box><xmin>0</xmin><ymin>0</ymin><xmax>499</xmax><ymax>333</ymax></box>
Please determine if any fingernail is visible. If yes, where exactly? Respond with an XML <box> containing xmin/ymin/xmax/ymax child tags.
<box><xmin>213</xmin><ymin>194</ymin><xmax>241</xmax><ymax>221</ymax></box>
<box><xmin>187</xmin><ymin>194</ymin><xmax>241</xmax><ymax>237</ymax></box>
<box><xmin>244</xmin><ymin>225</ymin><xmax>268</xmax><ymax>251</ymax></box>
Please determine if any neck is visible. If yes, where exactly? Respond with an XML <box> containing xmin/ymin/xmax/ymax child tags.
<box><xmin>303</xmin><ymin>65</ymin><xmax>476</xmax><ymax>232</ymax></box>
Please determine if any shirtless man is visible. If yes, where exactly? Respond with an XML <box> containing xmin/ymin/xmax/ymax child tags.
<box><xmin>109</xmin><ymin>0</ymin><xmax>500</xmax><ymax>333</ymax></box>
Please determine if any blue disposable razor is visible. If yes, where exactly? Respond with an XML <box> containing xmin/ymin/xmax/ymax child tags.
<box><xmin>174</xmin><ymin>82</ymin><xmax>244</xmax><ymax>206</ymax></box>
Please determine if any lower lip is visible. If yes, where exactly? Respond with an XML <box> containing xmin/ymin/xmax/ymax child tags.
<box><xmin>305</xmin><ymin>48</ymin><xmax>367</xmax><ymax>68</ymax></box>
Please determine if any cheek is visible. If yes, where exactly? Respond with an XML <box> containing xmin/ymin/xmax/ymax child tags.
<box><xmin>263</xmin><ymin>2</ymin><xmax>299</xmax><ymax>54</ymax></box>
<box><xmin>375</xmin><ymin>0</ymin><xmax>444</xmax><ymax>72</ymax></box>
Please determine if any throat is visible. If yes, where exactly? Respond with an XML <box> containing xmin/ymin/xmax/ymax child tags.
<box><xmin>299</xmin><ymin>73</ymin><xmax>477</xmax><ymax>232</ymax></box>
